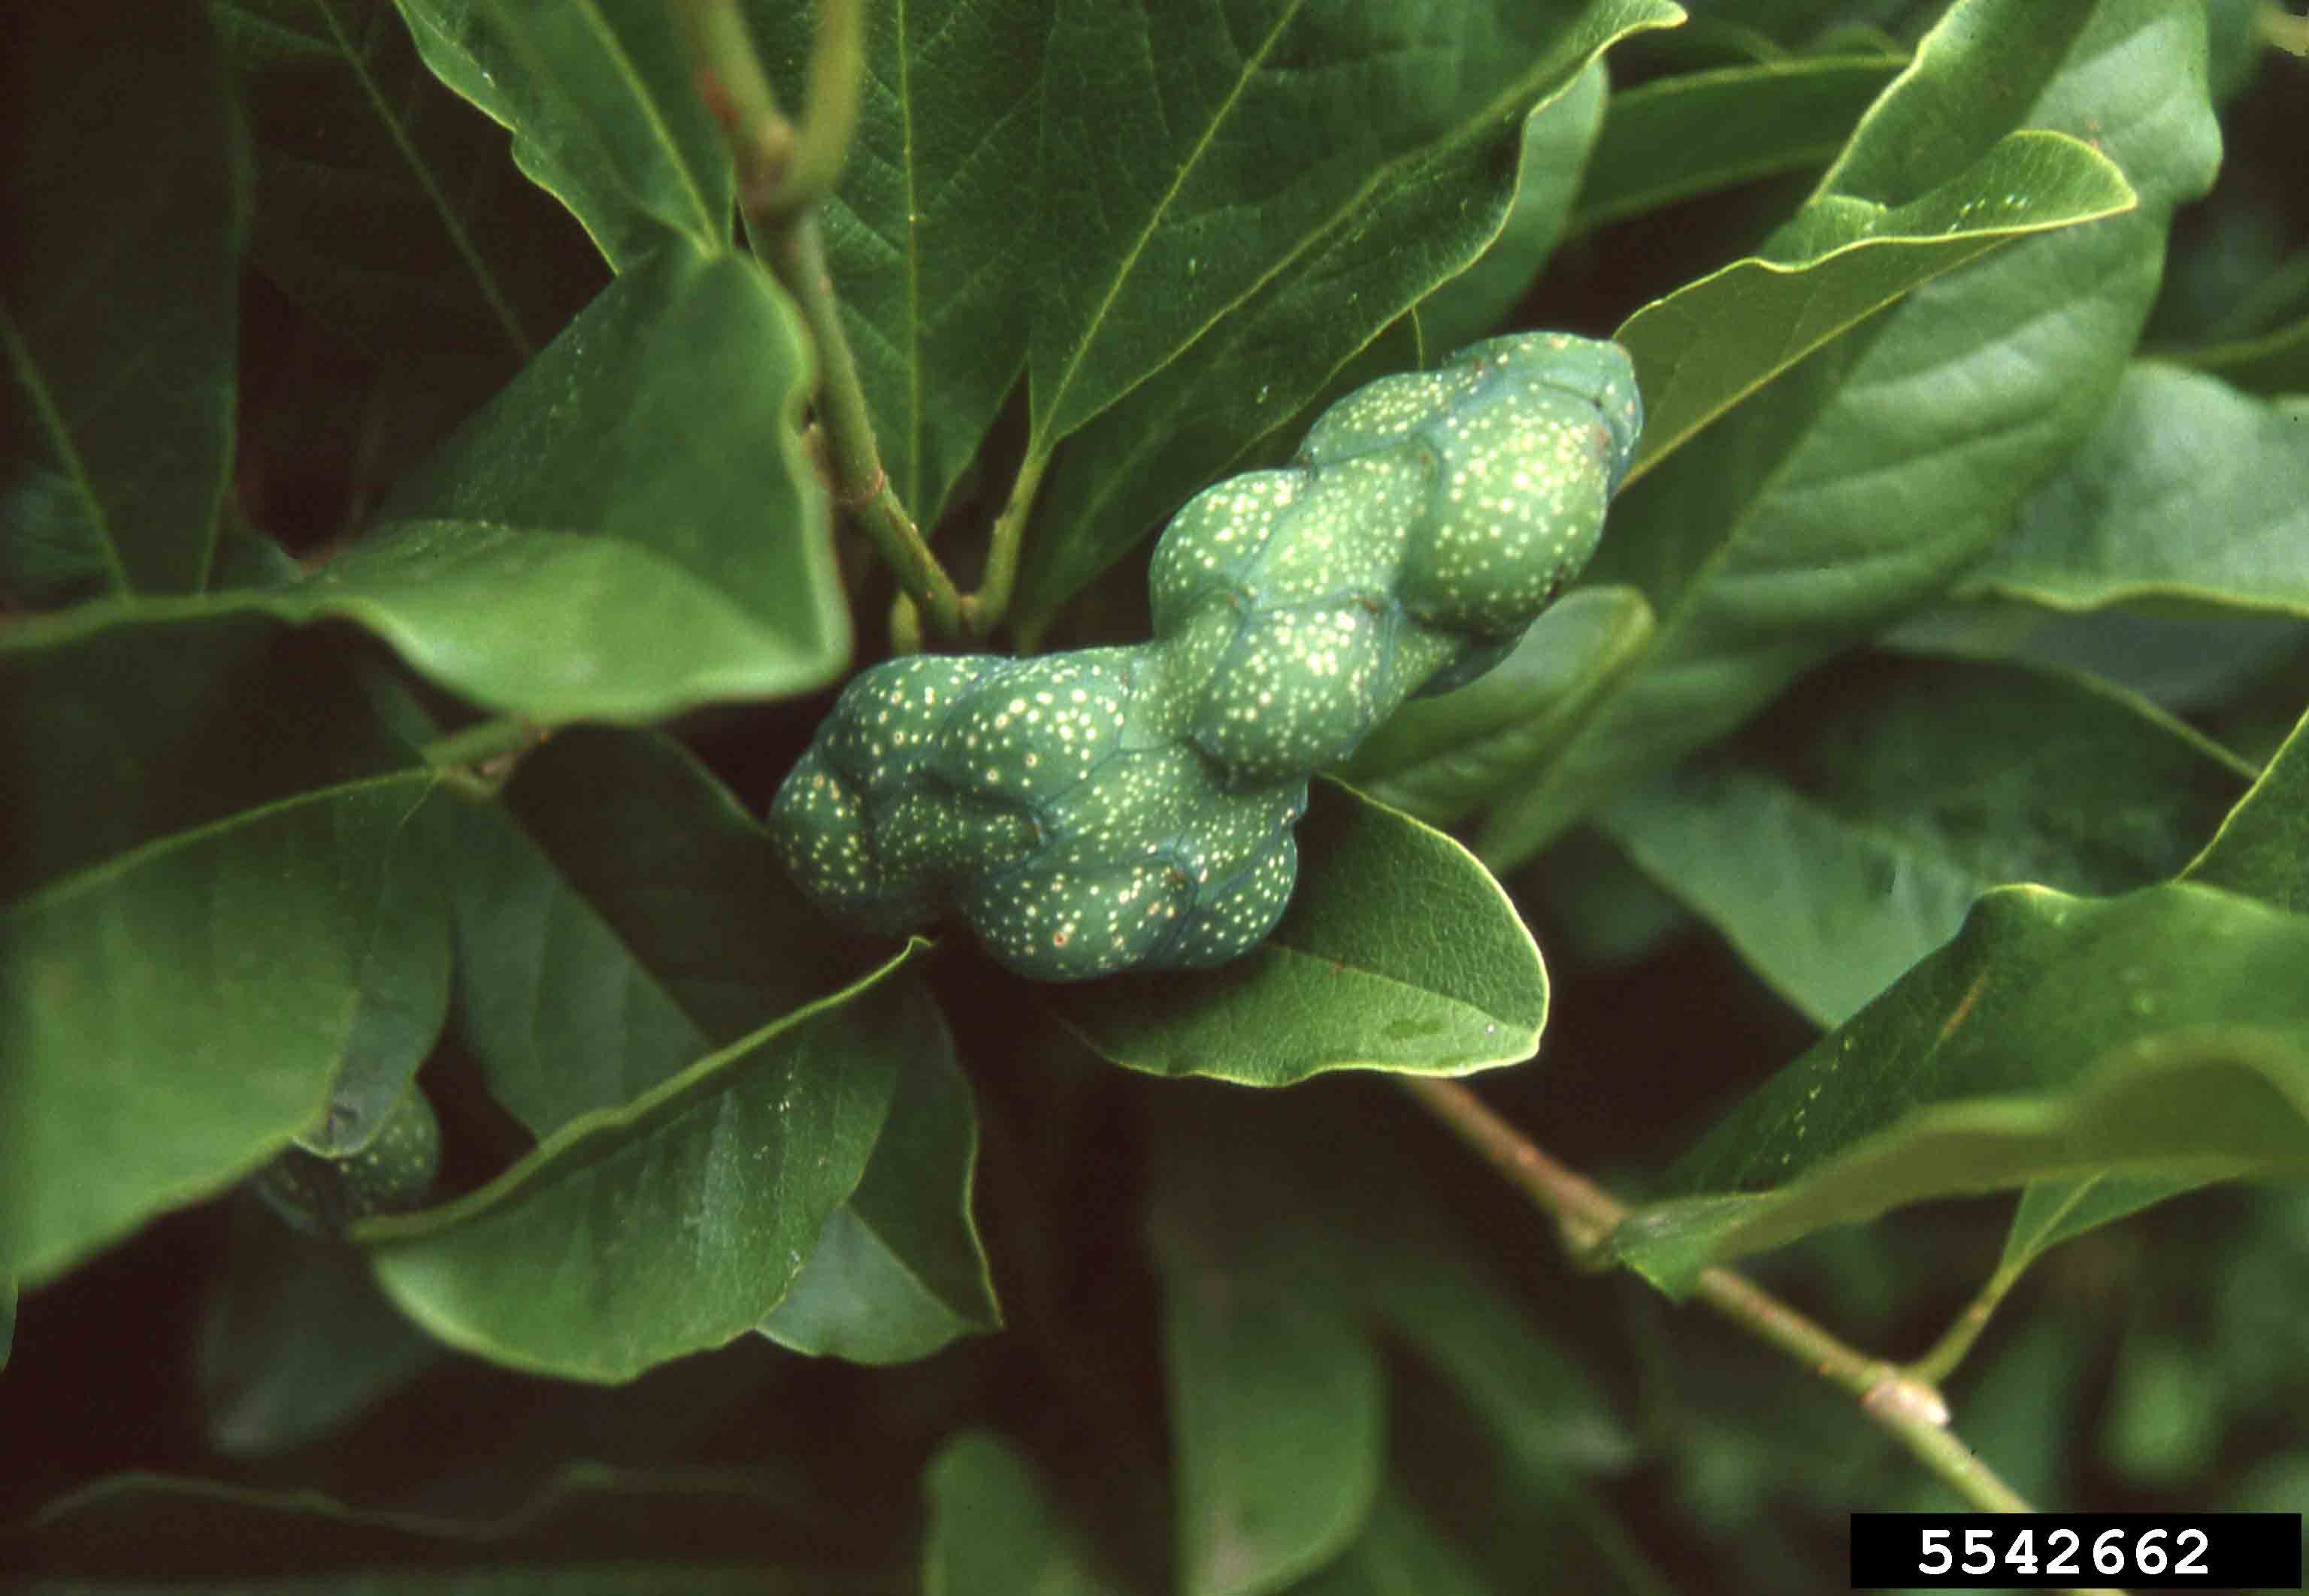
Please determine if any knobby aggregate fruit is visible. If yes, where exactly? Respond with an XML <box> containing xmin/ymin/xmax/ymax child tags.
<box><xmin>253</xmin><ymin>1084</ymin><xmax>443</xmax><ymax>1235</ymax></box>
<box><xmin>772</xmin><ymin>333</ymin><xmax>1643</xmax><ymax>981</ymax></box>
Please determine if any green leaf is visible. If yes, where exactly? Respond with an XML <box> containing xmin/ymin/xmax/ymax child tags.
<box><xmin>1168</xmin><ymin>1095</ymin><xmax>1635</xmax><ymax>1493</ymax></box>
<box><xmin>299</xmin><ymin>838</ymin><xmax>452</xmax><ymax>1159</ymax></box>
<box><xmin>1</xmin><ymin>613</ymin><xmax>451</xmax><ymax>1176</ymax></box>
<box><xmin>2186</xmin><ymin>703</ymin><xmax>2309</xmax><ymax>914</ymax></box>
<box><xmin>1157</xmin><ymin>1223</ymin><xmax>1383</xmax><ymax>1596</ymax></box>
<box><xmin>215</xmin><ymin>0</ymin><xmax>595</xmax><ymax>374</ymax></box>
<box><xmin>1608</xmin><ymin>882</ymin><xmax>2309</xmax><ymax>1294</ymax></box>
<box><xmin>98</xmin><ymin>247</ymin><xmax>846</xmax><ymax>725</ymax></box>
<box><xmin>3</xmin><ymin>770</ymin><xmax>448</xmax><ymax>1286</ymax></box>
<box><xmin>748</xmin><ymin>0</ymin><xmax>1050</xmax><ymax>531</ymax></box>
<box><xmin>197</xmin><ymin>1201</ymin><xmax>443</xmax><ymax>1457</ymax></box>
<box><xmin>1619</xmin><ymin>128</ymin><xmax>2136</xmax><ymax>476</ymax></box>
<box><xmin>1961</xmin><ymin>362</ymin><xmax>2309</xmax><ymax>620</ymax></box>
<box><xmin>11</xmin><ymin>249</ymin><xmax>843</xmax><ymax>727</ymax></box>
<box><xmin>2</xmin><ymin>612</ymin><xmax>451</xmax><ymax>1284</ymax></box>
<box><xmin>1049</xmin><ymin>782</ymin><xmax>1548</xmax><ymax>1085</ymax></box>
<box><xmin>1569</xmin><ymin>50</ymin><xmax>1905</xmax><ymax>234</ymax></box>
<box><xmin>1</xmin><ymin>0</ymin><xmax>244</xmax><ymax>602</ymax></box>
<box><xmin>1415</xmin><ymin>61</ymin><xmax>1609</xmax><ymax>357</ymax></box>
<box><xmin>1283</xmin><ymin>1490</ymin><xmax>1490</xmax><ymax>1596</ymax></box>
<box><xmin>2</xmin><ymin>1469</ymin><xmax>900</xmax><ymax>1588</ymax></box>
<box><xmin>1011</xmin><ymin>2</ymin><xmax>1681</xmax><ymax>633</ymax></box>
<box><xmin>1595</xmin><ymin>655</ymin><xmax>2255</xmax><ymax>1026</ymax></box>
<box><xmin>359</xmin><ymin>951</ymin><xmax>929</xmax><ymax>1383</ymax></box>
<box><xmin>2179</xmin><ymin>310</ymin><xmax>2309</xmax><ymax>397</ymax></box>
<box><xmin>450</xmin><ymin>727</ymin><xmax>873</xmax><ymax>1135</ymax></box>
<box><xmin>1999</xmin><ymin>1172</ymin><xmax>2205</xmax><ymax>1277</ymax></box>
<box><xmin>922</xmin><ymin>1432</ymin><xmax>1118</xmax><ymax>1596</ymax></box>
<box><xmin>1477</xmin><ymin>0</ymin><xmax>2222</xmax><ymax>871</ymax></box>
<box><xmin>0</xmin><ymin>610</ymin><xmax>424</xmax><ymax>905</ymax></box>
<box><xmin>1024</xmin><ymin>0</ymin><xmax>1686</xmax><ymax>455</ymax></box>
<box><xmin>392</xmin><ymin>0</ymin><xmax>731</xmax><ymax>269</ymax></box>
<box><xmin>1332</xmin><ymin>585</ymin><xmax>1657</xmax><ymax>828</ymax></box>
<box><xmin>447</xmin><ymin>729</ymin><xmax>997</xmax><ymax>1365</ymax></box>
<box><xmin>757</xmin><ymin>1019</ymin><xmax>1001</xmax><ymax>1365</ymax></box>
<box><xmin>1355</xmin><ymin>1233</ymin><xmax>1634</xmax><ymax>1483</ymax></box>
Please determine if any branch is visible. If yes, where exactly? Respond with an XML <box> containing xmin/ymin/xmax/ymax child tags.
<box><xmin>671</xmin><ymin>0</ymin><xmax>968</xmax><ymax>645</ymax></box>
<box><xmin>1398</xmin><ymin>1075</ymin><xmax>2127</xmax><ymax>1596</ymax></box>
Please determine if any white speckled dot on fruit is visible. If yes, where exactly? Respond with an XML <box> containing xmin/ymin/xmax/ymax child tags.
<box><xmin>767</xmin><ymin>333</ymin><xmax>1643</xmax><ymax>981</ymax></box>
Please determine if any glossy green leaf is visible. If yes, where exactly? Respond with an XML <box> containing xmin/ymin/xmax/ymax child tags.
<box><xmin>1595</xmin><ymin>655</ymin><xmax>2254</xmax><ymax>1026</ymax></box>
<box><xmin>2187</xmin><ymin>703</ymin><xmax>2309</xmax><ymax>914</ymax></box>
<box><xmin>1239</xmin><ymin>314</ymin><xmax>1428</xmax><ymax>476</ymax></box>
<box><xmin>0</xmin><ymin>611</ymin><xmax>424</xmax><ymax>904</ymax></box>
<box><xmin>198</xmin><ymin>1202</ymin><xmax>443</xmax><ymax>1457</ymax></box>
<box><xmin>3</xmin><ymin>771</ymin><xmax>449</xmax><ymax>1286</ymax></box>
<box><xmin>1330</xmin><ymin>1100</ymin><xmax>1638</xmax><ymax>1467</ymax></box>
<box><xmin>392</xmin><ymin>0</ymin><xmax>731</xmax><ymax>269</ymax></box>
<box><xmin>154</xmin><ymin>247</ymin><xmax>843</xmax><ymax>724</ymax></box>
<box><xmin>922</xmin><ymin>1432</ymin><xmax>1118</xmax><ymax>1596</ymax></box>
<box><xmin>1158</xmin><ymin>1224</ymin><xmax>1383</xmax><ymax>1596</ymax></box>
<box><xmin>1169</xmin><ymin>1094</ymin><xmax>1635</xmax><ymax>1495</ymax></box>
<box><xmin>1357</xmin><ymin>1234</ymin><xmax>1634</xmax><ymax>1482</ymax></box>
<box><xmin>757</xmin><ymin>1020</ymin><xmax>1000</xmax><ymax>1365</ymax></box>
<box><xmin>1024</xmin><ymin>0</ymin><xmax>1686</xmax><ymax>455</ymax></box>
<box><xmin>1618</xmin><ymin>128</ymin><xmax>2135</xmax><ymax>476</ymax></box>
<box><xmin>451</xmin><ymin>727</ymin><xmax>871</xmax><ymax>1134</ymax></box>
<box><xmin>1010</xmin><ymin>4</ymin><xmax>1678</xmax><ymax>633</ymax></box>
<box><xmin>1998</xmin><ymin>1172</ymin><xmax>2207</xmax><ymax>1276</ymax></box>
<box><xmin>299</xmin><ymin>843</ymin><xmax>452</xmax><ymax>1160</ymax></box>
<box><xmin>1478</xmin><ymin>0</ymin><xmax>2222</xmax><ymax>871</ymax></box>
<box><xmin>1332</xmin><ymin>586</ymin><xmax>1657</xmax><ymax>828</ymax></box>
<box><xmin>748</xmin><ymin>0</ymin><xmax>1050</xmax><ymax>531</ymax></box>
<box><xmin>449</xmin><ymin>797</ymin><xmax>711</xmax><ymax>1133</ymax></box>
<box><xmin>2180</xmin><ymin>310</ymin><xmax>2309</xmax><ymax>397</ymax></box>
<box><xmin>11</xmin><ymin>249</ymin><xmax>842</xmax><ymax>726</ymax></box>
<box><xmin>215</xmin><ymin>0</ymin><xmax>595</xmax><ymax>373</ymax></box>
<box><xmin>360</xmin><ymin>952</ymin><xmax>928</xmax><ymax>1383</ymax></box>
<box><xmin>446</xmin><ymin>729</ymin><xmax>995</xmax><ymax>1363</ymax></box>
<box><xmin>1283</xmin><ymin>1491</ymin><xmax>1490</xmax><ymax>1596</ymax></box>
<box><xmin>1608</xmin><ymin>882</ymin><xmax>2309</xmax><ymax>1294</ymax></box>
<box><xmin>2</xmin><ymin>612</ymin><xmax>450</xmax><ymax>1284</ymax></box>
<box><xmin>1</xmin><ymin>0</ymin><xmax>244</xmax><ymax>603</ymax></box>
<box><xmin>1570</xmin><ymin>51</ymin><xmax>1905</xmax><ymax>234</ymax></box>
<box><xmin>1049</xmin><ymin>782</ymin><xmax>1548</xmax><ymax>1085</ymax></box>
<box><xmin>1152</xmin><ymin>1097</ymin><xmax>1629</xmax><ymax>1594</ymax></box>
<box><xmin>1</xmin><ymin>1470</ymin><xmax>898</xmax><ymax>1588</ymax></box>
<box><xmin>1416</xmin><ymin>60</ymin><xmax>1609</xmax><ymax>357</ymax></box>
<box><xmin>1962</xmin><ymin>362</ymin><xmax>2309</xmax><ymax>620</ymax></box>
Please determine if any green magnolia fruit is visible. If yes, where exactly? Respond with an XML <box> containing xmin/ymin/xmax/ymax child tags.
<box><xmin>773</xmin><ymin>332</ymin><xmax>1643</xmax><ymax>981</ymax></box>
<box><xmin>253</xmin><ymin>1084</ymin><xmax>442</xmax><ymax>1235</ymax></box>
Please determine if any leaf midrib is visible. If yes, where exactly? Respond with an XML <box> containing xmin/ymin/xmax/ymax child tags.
<box><xmin>319</xmin><ymin>0</ymin><xmax>536</xmax><ymax>358</ymax></box>
<box><xmin>1030</xmin><ymin>0</ymin><xmax>1309</xmax><ymax>451</ymax></box>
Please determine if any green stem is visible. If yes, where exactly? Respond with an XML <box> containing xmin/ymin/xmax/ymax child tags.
<box><xmin>1908</xmin><ymin>1259</ymin><xmax>2028</xmax><ymax>1388</ymax></box>
<box><xmin>419</xmin><ymin>718</ymin><xmax>547</xmax><ymax>770</ymax></box>
<box><xmin>1397</xmin><ymin>1076</ymin><xmax>2115</xmax><ymax>1563</ymax></box>
<box><xmin>977</xmin><ymin>450</ymin><xmax>1052</xmax><ymax>645</ymax></box>
<box><xmin>785</xmin><ymin>0</ymin><xmax>865</xmax><ymax>207</ymax></box>
<box><xmin>2262</xmin><ymin>2</ymin><xmax>2309</xmax><ymax>57</ymax></box>
<box><xmin>772</xmin><ymin>213</ymin><xmax>967</xmax><ymax>639</ymax></box>
<box><xmin>672</xmin><ymin>0</ymin><xmax>968</xmax><ymax>642</ymax></box>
